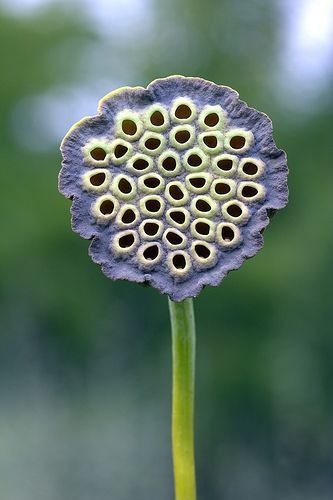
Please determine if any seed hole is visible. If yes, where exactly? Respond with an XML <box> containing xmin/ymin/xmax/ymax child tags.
<box><xmin>122</xmin><ymin>119</ymin><xmax>137</xmax><ymax>136</ymax></box>
<box><xmin>170</xmin><ymin>211</ymin><xmax>185</xmax><ymax>225</ymax></box>
<box><xmin>243</xmin><ymin>162</ymin><xmax>258</xmax><ymax>175</ymax></box>
<box><xmin>121</xmin><ymin>209</ymin><xmax>136</xmax><ymax>224</ymax></box>
<box><xmin>118</xmin><ymin>178</ymin><xmax>132</xmax><ymax>194</ymax></box>
<box><xmin>203</xmin><ymin>135</ymin><xmax>217</xmax><ymax>148</ymax></box>
<box><xmin>143</xmin><ymin>222</ymin><xmax>159</xmax><ymax>236</ymax></box>
<box><xmin>221</xmin><ymin>226</ymin><xmax>234</xmax><ymax>242</ymax></box>
<box><xmin>242</xmin><ymin>185</ymin><xmax>258</xmax><ymax>198</ymax></box>
<box><xmin>172</xmin><ymin>254</ymin><xmax>186</xmax><ymax>269</ymax></box>
<box><xmin>166</xmin><ymin>231</ymin><xmax>183</xmax><ymax>246</ymax></box>
<box><xmin>230</xmin><ymin>135</ymin><xmax>246</xmax><ymax>149</ymax></box>
<box><xmin>90</xmin><ymin>147</ymin><xmax>107</xmax><ymax>161</ymax></box>
<box><xmin>100</xmin><ymin>199</ymin><xmax>114</xmax><ymax>215</ymax></box>
<box><xmin>90</xmin><ymin>172</ymin><xmax>106</xmax><ymax>186</ymax></box>
<box><xmin>187</xmin><ymin>154</ymin><xmax>202</xmax><ymax>167</ymax></box>
<box><xmin>162</xmin><ymin>157</ymin><xmax>177</xmax><ymax>171</ymax></box>
<box><xmin>195</xmin><ymin>199</ymin><xmax>211</xmax><ymax>213</ymax></box>
<box><xmin>189</xmin><ymin>177</ymin><xmax>206</xmax><ymax>189</ymax></box>
<box><xmin>169</xmin><ymin>185</ymin><xmax>184</xmax><ymax>200</ymax></box>
<box><xmin>119</xmin><ymin>233</ymin><xmax>135</xmax><ymax>248</ymax></box>
<box><xmin>143</xmin><ymin>244</ymin><xmax>159</xmax><ymax>261</ymax></box>
<box><xmin>217</xmin><ymin>159</ymin><xmax>233</xmax><ymax>171</ymax></box>
<box><xmin>144</xmin><ymin>177</ymin><xmax>160</xmax><ymax>189</ymax></box>
<box><xmin>145</xmin><ymin>199</ymin><xmax>161</xmax><ymax>213</ymax></box>
<box><xmin>150</xmin><ymin>111</ymin><xmax>164</xmax><ymax>126</ymax></box>
<box><xmin>114</xmin><ymin>144</ymin><xmax>128</xmax><ymax>159</ymax></box>
<box><xmin>204</xmin><ymin>113</ymin><xmax>219</xmax><ymax>127</ymax></box>
<box><xmin>133</xmin><ymin>158</ymin><xmax>149</xmax><ymax>171</ymax></box>
<box><xmin>195</xmin><ymin>222</ymin><xmax>210</xmax><ymax>236</ymax></box>
<box><xmin>175</xmin><ymin>130</ymin><xmax>190</xmax><ymax>144</ymax></box>
<box><xmin>194</xmin><ymin>244</ymin><xmax>211</xmax><ymax>259</ymax></box>
<box><xmin>215</xmin><ymin>182</ymin><xmax>231</xmax><ymax>195</ymax></box>
<box><xmin>227</xmin><ymin>204</ymin><xmax>242</xmax><ymax>217</ymax></box>
<box><xmin>175</xmin><ymin>104</ymin><xmax>192</xmax><ymax>120</ymax></box>
<box><xmin>145</xmin><ymin>137</ymin><xmax>161</xmax><ymax>150</ymax></box>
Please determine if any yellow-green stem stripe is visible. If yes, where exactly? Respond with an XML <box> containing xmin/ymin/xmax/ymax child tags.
<box><xmin>168</xmin><ymin>297</ymin><xmax>196</xmax><ymax>500</ymax></box>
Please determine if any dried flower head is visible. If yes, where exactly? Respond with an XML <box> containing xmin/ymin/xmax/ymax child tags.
<box><xmin>59</xmin><ymin>76</ymin><xmax>288</xmax><ymax>301</ymax></box>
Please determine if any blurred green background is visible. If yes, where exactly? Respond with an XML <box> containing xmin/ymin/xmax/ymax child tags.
<box><xmin>0</xmin><ymin>0</ymin><xmax>333</xmax><ymax>498</ymax></box>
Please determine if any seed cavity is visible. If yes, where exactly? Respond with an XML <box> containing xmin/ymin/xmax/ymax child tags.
<box><xmin>138</xmin><ymin>173</ymin><xmax>165</xmax><ymax>194</ymax></box>
<box><xmin>114</xmin><ymin>144</ymin><xmax>128</xmax><ymax>159</ymax></box>
<box><xmin>198</xmin><ymin>131</ymin><xmax>223</xmax><ymax>154</ymax></box>
<box><xmin>127</xmin><ymin>154</ymin><xmax>152</xmax><ymax>175</ymax></box>
<box><xmin>90</xmin><ymin>147</ymin><xmax>106</xmax><ymax>161</ymax></box>
<box><xmin>111</xmin><ymin>174</ymin><xmax>136</xmax><ymax>200</ymax></box>
<box><xmin>166</xmin><ymin>208</ymin><xmax>190</xmax><ymax>229</ymax></box>
<box><xmin>143</xmin><ymin>244</ymin><xmax>159</xmax><ymax>260</ymax></box>
<box><xmin>145</xmin><ymin>137</ymin><xmax>161</xmax><ymax>150</ymax></box>
<box><xmin>175</xmin><ymin>104</ymin><xmax>192</xmax><ymax>120</ymax></box>
<box><xmin>151</xmin><ymin>111</ymin><xmax>165</xmax><ymax>127</ymax></box>
<box><xmin>137</xmin><ymin>242</ymin><xmax>162</xmax><ymax>267</ymax></box>
<box><xmin>204</xmin><ymin>113</ymin><xmax>219</xmax><ymax>127</ymax></box>
<box><xmin>100</xmin><ymin>200</ymin><xmax>114</xmax><ymax>215</ymax></box>
<box><xmin>183</xmin><ymin>148</ymin><xmax>208</xmax><ymax>172</ymax></box>
<box><xmin>165</xmin><ymin>182</ymin><xmax>189</xmax><ymax>206</ymax></box>
<box><xmin>163</xmin><ymin>228</ymin><xmax>186</xmax><ymax>249</ymax></box>
<box><xmin>168</xmin><ymin>251</ymin><xmax>191</xmax><ymax>277</ymax></box>
<box><xmin>145</xmin><ymin>104</ymin><xmax>169</xmax><ymax>132</ymax></box>
<box><xmin>112</xmin><ymin>230</ymin><xmax>138</xmax><ymax>255</ymax></box>
<box><xmin>140</xmin><ymin>195</ymin><xmax>165</xmax><ymax>217</ymax></box>
<box><xmin>171</xmin><ymin>98</ymin><xmax>197</xmax><ymax>123</ymax></box>
<box><xmin>222</xmin><ymin>199</ymin><xmax>249</xmax><ymax>223</ymax></box>
<box><xmin>83</xmin><ymin>139</ymin><xmax>110</xmax><ymax>165</ymax></box>
<box><xmin>225</xmin><ymin>129</ymin><xmax>253</xmax><ymax>153</ymax></box>
<box><xmin>198</xmin><ymin>105</ymin><xmax>226</xmax><ymax>131</ymax></box>
<box><xmin>230</xmin><ymin>136</ymin><xmax>245</xmax><ymax>149</ymax></box>
<box><xmin>190</xmin><ymin>218</ymin><xmax>215</xmax><ymax>241</ymax></box>
<box><xmin>82</xmin><ymin>169</ymin><xmax>111</xmax><ymax>193</ymax></box>
<box><xmin>216</xmin><ymin>222</ymin><xmax>241</xmax><ymax>248</ymax></box>
<box><xmin>191</xmin><ymin>240</ymin><xmax>216</xmax><ymax>267</ymax></box>
<box><xmin>92</xmin><ymin>195</ymin><xmax>119</xmax><ymax>222</ymax></box>
<box><xmin>237</xmin><ymin>181</ymin><xmax>265</xmax><ymax>202</ymax></box>
<box><xmin>158</xmin><ymin>150</ymin><xmax>181</xmax><ymax>176</ymax></box>
<box><xmin>170</xmin><ymin>125</ymin><xmax>195</xmax><ymax>150</ymax></box>
<box><xmin>196</xmin><ymin>199</ymin><xmax>210</xmax><ymax>212</ymax></box>
<box><xmin>122</xmin><ymin>120</ymin><xmax>137</xmax><ymax>136</ymax></box>
<box><xmin>133</xmin><ymin>158</ymin><xmax>149</xmax><ymax>171</ymax></box>
<box><xmin>185</xmin><ymin>173</ymin><xmax>212</xmax><ymax>193</ymax></box>
<box><xmin>139</xmin><ymin>219</ymin><xmax>164</xmax><ymax>240</ymax></box>
<box><xmin>116</xmin><ymin>204</ymin><xmax>140</xmax><ymax>228</ymax></box>
<box><xmin>212</xmin><ymin>154</ymin><xmax>238</xmax><ymax>176</ymax></box>
<box><xmin>90</xmin><ymin>172</ymin><xmax>106</xmax><ymax>186</ymax></box>
<box><xmin>210</xmin><ymin>178</ymin><xmax>236</xmax><ymax>201</ymax></box>
<box><xmin>116</xmin><ymin>110</ymin><xmax>143</xmax><ymax>141</ymax></box>
<box><xmin>191</xmin><ymin>196</ymin><xmax>217</xmax><ymax>218</ymax></box>
<box><xmin>119</xmin><ymin>233</ymin><xmax>135</xmax><ymax>247</ymax></box>
<box><xmin>173</xmin><ymin>254</ymin><xmax>186</xmax><ymax>268</ymax></box>
<box><xmin>140</xmin><ymin>132</ymin><xmax>165</xmax><ymax>155</ymax></box>
<box><xmin>176</xmin><ymin>130</ymin><xmax>190</xmax><ymax>144</ymax></box>
<box><xmin>110</xmin><ymin>139</ymin><xmax>132</xmax><ymax>164</ymax></box>
<box><xmin>238</xmin><ymin>158</ymin><xmax>265</xmax><ymax>179</ymax></box>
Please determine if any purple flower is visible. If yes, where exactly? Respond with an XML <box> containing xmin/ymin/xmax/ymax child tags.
<box><xmin>59</xmin><ymin>76</ymin><xmax>288</xmax><ymax>301</ymax></box>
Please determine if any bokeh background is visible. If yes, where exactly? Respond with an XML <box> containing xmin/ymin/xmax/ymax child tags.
<box><xmin>1</xmin><ymin>0</ymin><xmax>333</xmax><ymax>498</ymax></box>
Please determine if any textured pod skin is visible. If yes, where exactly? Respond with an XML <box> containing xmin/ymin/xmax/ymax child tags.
<box><xmin>59</xmin><ymin>76</ymin><xmax>288</xmax><ymax>301</ymax></box>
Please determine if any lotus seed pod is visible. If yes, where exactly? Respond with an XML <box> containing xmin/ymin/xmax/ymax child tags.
<box><xmin>59</xmin><ymin>76</ymin><xmax>288</xmax><ymax>301</ymax></box>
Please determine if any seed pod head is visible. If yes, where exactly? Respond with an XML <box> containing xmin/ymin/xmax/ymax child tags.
<box><xmin>59</xmin><ymin>76</ymin><xmax>288</xmax><ymax>301</ymax></box>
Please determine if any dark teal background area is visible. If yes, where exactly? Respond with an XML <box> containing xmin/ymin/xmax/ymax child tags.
<box><xmin>0</xmin><ymin>1</ymin><xmax>332</xmax><ymax>498</ymax></box>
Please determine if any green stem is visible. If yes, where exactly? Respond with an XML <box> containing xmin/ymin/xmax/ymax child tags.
<box><xmin>168</xmin><ymin>297</ymin><xmax>196</xmax><ymax>500</ymax></box>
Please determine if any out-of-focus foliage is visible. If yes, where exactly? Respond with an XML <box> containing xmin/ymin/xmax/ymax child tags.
<box><xmin>0</xmin><ymin>1</ymin><xmax>332</xmax><ymax>499</ymax></box>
